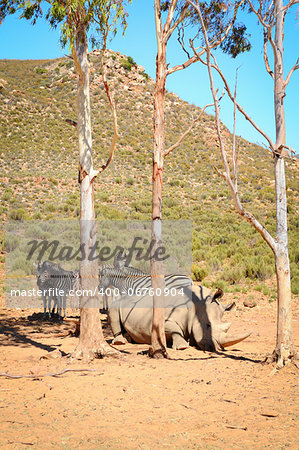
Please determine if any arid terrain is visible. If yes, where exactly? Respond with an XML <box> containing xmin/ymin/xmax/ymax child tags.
<box><xmin>0</xmin><ymin>50</ymin><xmax>298</xmax><ymax>450</ymax></box>
<box><xmin>0</xmin><ymin>287</ymin><xmax>298</xmax><ymax>449</ymax></box>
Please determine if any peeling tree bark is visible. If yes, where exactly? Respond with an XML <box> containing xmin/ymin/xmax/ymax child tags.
<box><xmin>193</xmin><ymin>0</ymin><xmax>297</xmax><ymax>367</ymax></box>
<box><xmin>149</xmin><ymin>28</ymin><xmax>168</xmax><ymax>358</ymax></box>
<box><xmin>272</xmin><ymin>0</ymin><xmax>295</xmax><ymax>367</ymax></box>
<box><xmin>72</xmin><ymin>30</ymin><xmax>114</xmax><ymax>360</ymax></box>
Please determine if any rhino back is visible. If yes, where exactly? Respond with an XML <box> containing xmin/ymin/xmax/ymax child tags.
<box><xmin>114</xmin><ymin>287</ymin><xmax>194</xmax><ymax>344</ymax></box>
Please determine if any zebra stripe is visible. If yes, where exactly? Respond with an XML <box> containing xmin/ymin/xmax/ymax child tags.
<box><xmin>99</xmin><ymin>264</ymin><xmax>192</xmax><ymax>296</ymax></box>
<box><xmin>36</xmin><ymin>264</ymin><xmax>58</xmax><ymax>317</ymax></box>
<box><xmin>36</xmin><ymin>261</ymin><xmax>80</xmax><ymax>318</ymax></box>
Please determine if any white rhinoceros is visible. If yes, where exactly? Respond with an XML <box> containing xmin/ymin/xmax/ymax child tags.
<box><xmin>107</xmin><ymin>284</ymin><xmax>251</xmax><ymax>351</ymax></box>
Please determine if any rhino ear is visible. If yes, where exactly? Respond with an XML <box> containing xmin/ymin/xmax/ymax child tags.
<box><xmin>213</xmin><ymin>288</ymin><xmax>224</xmax><ymax>300</ymax></box>
<box><xmin>223</xmin><ymin>302</ymin><xmax>235</xmax><ymax>311</ymax></box>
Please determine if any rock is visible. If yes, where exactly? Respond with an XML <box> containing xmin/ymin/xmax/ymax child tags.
<box><xmin>243</xmin><ymin>300</ymin><xmax>256</xmax><ymax>308</ymax></box>
<box><xmin>40</xmin><ymin>349</ymin><xmax>63</xmax><ymax>360</ymax></box>
<box><xmin>0</xmin><ymin>78</ymin><xmax>8</xmax><ymax>89</ymax></box>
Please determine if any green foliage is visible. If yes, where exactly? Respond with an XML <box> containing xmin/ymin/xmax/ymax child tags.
<box><xmin>121</xmin><ymin>57</ymin><xmax>134</xmax><ymax>71</ymax></box>
<box><xmin>36</xmin><ymin>67</ymin><xmax>46</xmax><ymax>74</ymax></box>
<box><xmin>126</xmin><ymin>176</ymin><xmax>134</xmax><ymax>185</ymax></box>
<box><xmin>9</xmin><ymin>208</ymin><xmax>27</xmax><ymax>220</ymax></box>
<box><xmin>0</xmin><ymin>54</ymin><xmax>298</xmax><ymax>292</ymax></box>
<box><xmin>192</xmin><ymin>263</ymin><xmax>208</xmax><ymax>282</ymax></box>
<box><xmin>188</xmin><ymin>1</ymin><xmax>252</xmax><ymax>59</ymax></box>
<box><xmin>127</xmin><ymin>56</ymin><xmax>136</xmax><ymax>65</ymax></box>
<box><xmin>2</xmin><ymin>188</ymin><xmax>13</xmax><ymax>201</ymax></box>
<box><xmin>220</xmin><ymin>24</ymin><xmax>251</xmax><ymax>58</ymax></box>
<box><xmin>142</xmin><ymin>72</ymin><xmax>149</xmax><ymax>80</ymax></box>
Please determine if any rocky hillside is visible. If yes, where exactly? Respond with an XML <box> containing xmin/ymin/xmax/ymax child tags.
<box><xmin>0</xmin><ymin>50</ymin><xmax>298</xmax><ymax>294</ymax></box>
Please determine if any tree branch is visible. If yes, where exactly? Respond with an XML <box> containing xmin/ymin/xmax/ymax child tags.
<box><xmin>284</xmin><ymin>57</ymin><xmax>299</xmax><ymax>87</ymax></box>
<box><xmin>65</xmin><ymin>0</ymin><xmax>84</xmax><ymax>83</ymax></box>
<box><xmin>246</xmin><ymin>0</ymin><xmax>278</xmax><ymax>61</ymax></box>
<box><xmin>282</xmin><ymin>0</ymin><xmax>299</xmax><ymax>13</ymax></box>
<box><xmin>164</xmin><ymin>0</ymin><xmax>179</xmax><ymax>37</ymax></box>
<box><xmin>167</xmin><ymin>0</ymin><xmax>245</xmax><ymax>75</ymax></box>
<box><xmin>195</xmin><ymin>0</ymin><xmax>277</xmax><ymax>253</ymax></box>
<box><xmin>167</xmin><ymin>54</ymin><xmax>201</xmax><ymax>75</ymax></box>
<box><xmin>190</xmin><ymin>40</ymin><xmax>275</xmax><ymax>152</ymax></box>
<box><xmin>263</xmin><ymin>30</ymin><xmax>274</xmax><ymax>79</ymax></box>
<box><xmin>246</xmin><ymin>0</ymin><xmax>272</xmax><ymax>28</ymax></box>
<box><xmin>164</xmin><ymin>3</ymin><xmax>189</xmax><ymax>43</ymax></box>
<box><xmin>274</xmin><ymin>143</ymin><xmax>296</xmax><ymax>158</ymax></box>
<box><xmin>0</xmin><ymin>368</ymin><xmax>104</xmax><ymax>379</ymax></box>
<box><xmin>91</xmin><ymin>27</ymin><xmax>118</xmax><ymax>180</ymax></box>
<box><xmin>164</xmin><ymin>103</ymin><xmax>213</xmax><ymax>157</ymax></box>
<box><xmin>232</xmin><ymin>69</ymin><xmax>238</xmax><ymax>189</ymax></box>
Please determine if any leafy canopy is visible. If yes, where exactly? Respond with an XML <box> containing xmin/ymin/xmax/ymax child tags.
<box><xmin>161</xmin><ymin>0</ymin><xmax>251</xmax><ymax>58</ymax></box>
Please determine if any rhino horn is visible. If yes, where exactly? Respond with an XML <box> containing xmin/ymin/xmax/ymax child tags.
<box><xmin>220</xmin><ymin>331</ymin><xmax>252</xmax><ymax>348</ymax></box>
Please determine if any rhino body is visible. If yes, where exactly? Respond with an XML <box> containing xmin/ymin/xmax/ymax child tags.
<box><xmin>107</xmin><ymin>284</ymin><xmax>251</xmax><ymax>351</ymax></box>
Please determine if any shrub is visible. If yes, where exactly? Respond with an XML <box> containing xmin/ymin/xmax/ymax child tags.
<box><xmin>36</xmin><ymin>67</ymin><xmax>46</xmax><ymax>74</ymax></box>
<box><xmin>9</xmin><ymin>208</ymin><xmax>27</xmax><ymax>220</ymax></box>
<box><xmin>2</xmin><ymin>189</ymin><xmax>13</xmax><ymax>201</ymax></box>
<box><xmin>223</xmin><ymin>266</ymin><xmax>243</xmax><ymax>284</ymax></box>
<box><xmin>192</xmin><ymin>263</ymin><xmax>208</xmax><ymax>282</ymax></box>
<box><xmin>4</xmin><ymin>234</ymin><xmax>20</xmax><ymax>252</ymax></box>
<box><xmin>45</xmin><ymin>203</ymin><xmax>57</xmax><ymax>212</ymax></box>
<box><xmin>121</xmin><ymin>58</ymin><xmax>133</xmax><ymax>71</ymax></box>
<box><xmin>120</xmin><ymin>56</ymin><xmax>136</xmax><ymax>71</ymax></box>
<box><xmin>127</xmin><ymin>56</ymin><xmax>136</xmax><ymax>65</ymax></box>
<box><xmin>65</xmin><ymin>61</ymin><xmax>74</xmax><ymax>69</ymax></box>
<box><xmin>11</xmin><ymin>256</ymin><xmax>33</xmax><ymax>275</ymax></box>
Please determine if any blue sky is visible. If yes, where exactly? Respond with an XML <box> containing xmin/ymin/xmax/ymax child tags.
<box><xmin>0</xmin><ymin>1</ymin><xmax>298</xmax><ymax>154</ymax></box>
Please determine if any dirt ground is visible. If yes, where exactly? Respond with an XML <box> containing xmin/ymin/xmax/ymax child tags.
<box><xmin>0</xmin><ymin>290</ymin><xmax>298</xmax><ymax>449</ymax></box>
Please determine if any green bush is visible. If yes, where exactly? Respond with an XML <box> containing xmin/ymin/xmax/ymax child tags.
<box><xmin>11</xmin><ymin>256</ymin><xmax>34</xmax><ymax>275</ymax></box>
<box><xmin>36</xmin><ymin>67</ymin><xmax>46</xmax><ymax>74</ymax></box>
<box><xmin>127</xmin><ymin>56</ymin><xmax>136</xmax><ymax>65</ymax></box>
<box><xmin>2</xmin><ymin>188</ymin><xmax>13</xmax><ymax>201</ymax></box>
<box><xmin>126</xmin><ymin>177</ymin><xmax>134</xmax><ymax>185</ymax></box>
<box><xmin>192</xmin><ymin>263</ymin><xmax>208</xmax><ymax>282</ymax></box>
<box><xmin>9</xmin><ymin>208</ymin><xmax>27</xmax><ymax>220</ymax></box>
<box><xmin>223</xmin><ymin>266</ymin><xmax>243</xmax><ymax>284</ymax></box>
<box><xmin>121</xmin><ymin>58</ymin><xmax>133</xmax><ymax>71</ymax></box>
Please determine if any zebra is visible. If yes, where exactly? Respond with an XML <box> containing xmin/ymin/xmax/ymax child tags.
<box><xmin>36</xmin><ymin>262</ymin><xmax>59</xmax><ymax>317</ymax></box>
<box><xmin>99</xmin><ymin>252</ymin><xmax>192</xmax><ymax>308</ymax></box>
<box><xmin>36</xmin><ymin>261</ymin><xmax>80</xmax><ymax>318</ymax></box>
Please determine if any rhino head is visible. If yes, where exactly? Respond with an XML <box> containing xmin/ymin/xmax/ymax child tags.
<box><xmin>190</xmin><ymin>285</ymin><xmax>251</xmax><ymax>351</ymax></box>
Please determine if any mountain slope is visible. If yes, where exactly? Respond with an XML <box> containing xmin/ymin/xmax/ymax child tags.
<box><xmin>0</xmin><ymin>50</ymin><xmax>298</xmax><ymax>292</ymax></box>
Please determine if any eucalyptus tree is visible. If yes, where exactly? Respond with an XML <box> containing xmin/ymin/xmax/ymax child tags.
<box><xmin>150</xmin><ymin>0</ymin><xmax>250</xmax><ymax>358</ymax></box>
<box><xmin>1</xmin><ymin>0</ymin><xmax>130</xmax><ymax>359</ymax></box>
<box><xmin>187</xmin><ymin>0</ymin><xmax>298</xmax><ymax>367</ymax></box>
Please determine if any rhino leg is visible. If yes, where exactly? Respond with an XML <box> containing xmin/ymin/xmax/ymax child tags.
<box><xmin>165</xmin><ymin>321</ymin><xmax>189</xmax><ymax>350</ymax></box>
<box><xmin>112</xmin><ymin>334</ymin><xmax>128</xmax><ymax>345</ymax></box>
<box><xmin>108</xmin><ymin>307</ymin><xmax>127</xmax><ymax>345</ymax></box>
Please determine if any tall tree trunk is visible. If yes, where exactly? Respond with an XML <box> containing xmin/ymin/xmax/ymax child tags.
<box><xmin>72</xmin><ymin>30</ymin><xmax>111</xmax><ymax>359</ymax></box>
<box><xmin>149</xmin><ymin>36</ymin><xmax>167</xmax><ymax>358</ymax></box>
<box><xmin>272</xmin><ymin>0</ymin><xmax>295</xmax><ymax>366</ymax></box>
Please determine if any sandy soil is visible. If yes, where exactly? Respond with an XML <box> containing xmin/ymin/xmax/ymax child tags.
<box><xmin>0</xmin><ymin>291</ymin><xmax>298</xmax><ymax>449</ymax></box>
